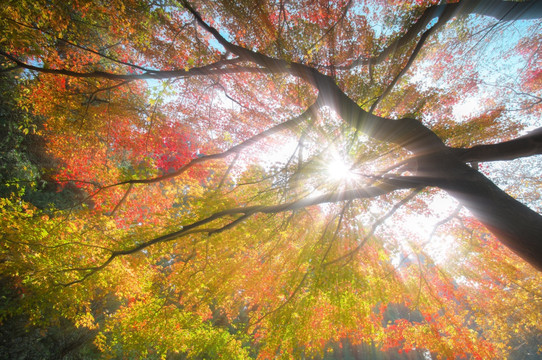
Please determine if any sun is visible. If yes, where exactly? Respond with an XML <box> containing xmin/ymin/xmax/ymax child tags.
<box><xmin>327</xmin><ymin>155</ymin><xmax>356</xmax><ymax>182</ymax></box>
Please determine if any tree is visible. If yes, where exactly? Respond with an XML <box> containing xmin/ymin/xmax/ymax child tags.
<box><xmin>0</xmin><ymin>0</ymin><xmax>541</xmax><ymax>358</ymax></box>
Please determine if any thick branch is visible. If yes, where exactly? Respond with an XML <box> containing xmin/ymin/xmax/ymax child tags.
<box><xmin>180</xmin><ymin>0</ymin><xmax>320</xmax><ymax>85</ymax></box>
<box><xmin>315</xmin><ymin>76</ymin><xmax>446</xmax><ymax>154</ymax></box>
<box><xmin>0</xmin><ymin>50</ymin><xmax>270</xmax><ymax>80</ymax></box>
<box><xmin>451</xmin><ymin>128</ymin><xmax>542</xmax><ymax>163</ymax></box>
<box><xmin>345</xmin><ymin>3</ymin><xmax>450</xmax><ymax>69</ymax></box>
<box><xmin>461</xmin><ymin>0</ymin><xmax>542</xmax><ymax>21</ymax></box>
<box><xmin>369</xmin><ymin>5</ymin><xmax>456</xmax><ymax>112</ymax></box>
<box><xmin>341</xmin><ymin>0</ymin><xmax>542</xmax><ymax>70</ymax></box>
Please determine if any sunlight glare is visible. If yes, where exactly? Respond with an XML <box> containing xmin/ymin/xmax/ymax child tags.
<box><xmin>327</xmin><ymin>155</ymin><xmax>356</xmax><ymax>182</ymax></box>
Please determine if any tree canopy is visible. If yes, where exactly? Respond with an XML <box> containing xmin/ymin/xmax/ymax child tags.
<box><xmin>1</xmin><ymin>0</ymin><xmax>541</xmax><ymax>358</ymax></box>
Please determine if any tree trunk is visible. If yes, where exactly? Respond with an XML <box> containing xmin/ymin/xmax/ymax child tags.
<box><xmin>321</xmin><ymin>78</ymin><xmax>542</xmax><ymax>271</ymax></box>
<box><xmin>419</xmin><ymin>154</ymin><xmax>542</xmax><ymax>271</ymax></box>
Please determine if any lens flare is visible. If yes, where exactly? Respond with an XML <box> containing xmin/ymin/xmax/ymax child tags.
<box><xmin>327</xmin><ymin>155</ymin><xmax>356</xmax><ymax>182</ymax></box>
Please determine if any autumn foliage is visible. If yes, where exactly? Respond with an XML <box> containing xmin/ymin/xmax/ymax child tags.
<box><xmin>1</xmin><ymin>0</ymin><xmax>541</xmax><ymax>359</ymax></box>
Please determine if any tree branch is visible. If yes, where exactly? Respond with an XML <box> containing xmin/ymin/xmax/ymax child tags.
<box><xmin>104</xmin><ymin>99</ymin><xmax>318</xmax><ymax>189</ymax></box>
<box><xmin>6</xmin><ymin>17</ymin><xmax>152</xmax><ymax>72</ymax></box>
<box><xmin>451</xmin><ymin>128</ymin><xmax>542</xmax><ymax>163</ymax></box>
<box><xmin>60</xmin><ymin>182</ymin><xmax>416</xmax><ymax>286</ymax></box>
<box><xmin>369</xmin><ymin>5</ymin><xmax>456</xmax><ymax>113</ymax></box>
<box><xmin>305</xmin><ymin>0</ymin><xmax>353</xmax><ymax>55</ymax></box>
<box><xmin>337</xmin><ymin>0</ymin><xmax>542</xmax><ymax>71</ymax></box>
<box><xmin>324</xmin><ymin>187</ymin><xmax>422</xmax><ymax>266</ymax></box>
<box><xmin>341</xmin><ymin>2</ymin><xmax>450</xmax><ymax>70</ymax></box>
<box><xmin>0</xmin><ymin>50</ymin><xmax>272</xmax><ymax>80</ymax></box>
